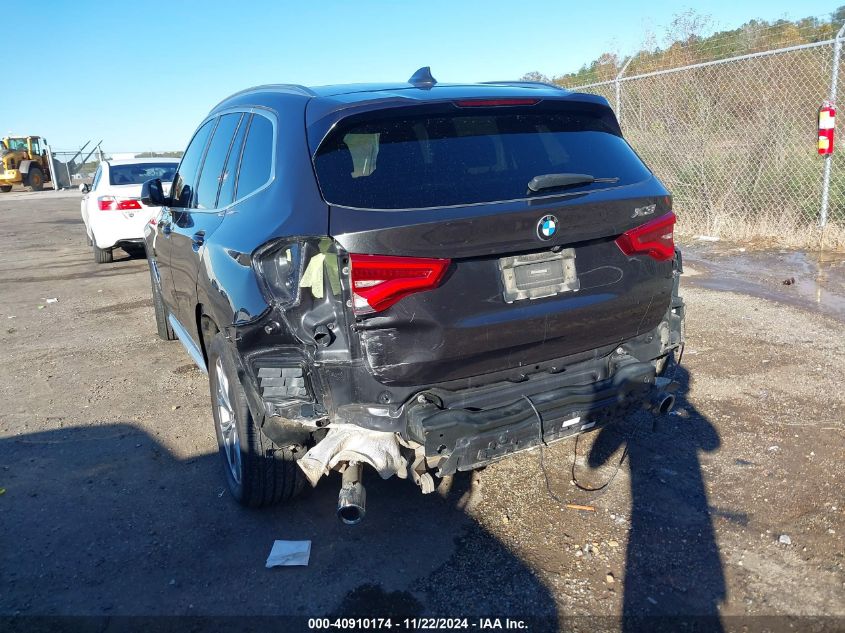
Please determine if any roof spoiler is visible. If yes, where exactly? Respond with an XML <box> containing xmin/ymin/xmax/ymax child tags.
<box><xmin>480</xmin><ymin>80</ymin><xmax>565</xmax><ymax>90</ymax></box>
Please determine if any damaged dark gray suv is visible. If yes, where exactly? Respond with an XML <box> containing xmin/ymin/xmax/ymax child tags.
<box><xmin>142</xmin><ymin>68</ymin><xmax>684</xmax><ymax>523</ymax></box>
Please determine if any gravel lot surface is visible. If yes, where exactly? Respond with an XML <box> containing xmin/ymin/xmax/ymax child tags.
<box><xmin>1</xmin><ymin>192</ymin><xmax>843</xmax><ymax>629</ymax></box>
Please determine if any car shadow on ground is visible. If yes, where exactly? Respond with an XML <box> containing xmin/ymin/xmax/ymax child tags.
<box><xmin>588</xmin><ymin>363</ymin><xmax>726</xmax><ymax>632</ymax></box>
<box><xmin>113</xmin><ymin>244</ymin><xmax>147</xmax><ymax>262</ymax></box>
<box><xmin>1</xmin><ymin>366</ymin><xmax>726</xmax><ymax>631</ymax></box>
<box><xmin>0</xmin><ymin>422</ymin><xmax>558</xmax><ymax>630</ymax></box>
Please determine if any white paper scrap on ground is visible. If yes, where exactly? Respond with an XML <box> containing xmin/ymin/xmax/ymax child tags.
<box><xmin>265</xmin><ymin>540</ymin><xmax>311</xmax><ymax>568</ymax></box>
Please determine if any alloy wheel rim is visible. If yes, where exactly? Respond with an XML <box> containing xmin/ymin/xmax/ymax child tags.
<box><xmin>215</xmin><ymin>357</ymin><xmax>242</xmax><ymax>484</ymax></box>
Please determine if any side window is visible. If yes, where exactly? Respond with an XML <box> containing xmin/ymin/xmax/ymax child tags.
<box><xmin>171</xmin><ymin>119</ymin><xmax>215</xmax><ymax>207</ymax></box>
<box><xmin>194</xmin><ymin>113</ymin><xmax>242</xmax><ymax>210</ymax></box>
<box><xmin>234</xmin><ymin>114</ymin><xmax>274</xmax><ymax>200</ymax></box>
<box><xmin>92</xmin><ymin>166</ymin><xmax>102</xmax><ymax>190</ymax></box>
<box><xmin>217</xmin><ymin>114</ymin><xmax>249</xmax><ymax>208</ymax></box>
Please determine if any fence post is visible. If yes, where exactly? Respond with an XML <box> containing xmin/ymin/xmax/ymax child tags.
<box><xmin>821</xmin><ymin>24</ymin><xmax>845</xmax><ymax>228</ymax></box>
<box><xmin>615</xmin><ymin>57</ymin><xmax>633</xmax><ymax>127</ymax></box>
<box><xmin>45</xmin><ymin>145</ymin><xmax>60</xmax><ymax>191</ymax></box>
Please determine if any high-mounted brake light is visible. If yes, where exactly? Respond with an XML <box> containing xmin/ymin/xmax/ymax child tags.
<box><xmin>349</xmin><ymin>254</ymin><xmax>451</xmax><ymax>315</ymax></box>
<box><xmin>454</xmin><ymin>98</ymin><xmax>540</xmax><ymax>107</ymax></box>
<box><xmin>615</xmin><ymin>212</ymin><xmax>676</xmax><ymax>261</ymax></box>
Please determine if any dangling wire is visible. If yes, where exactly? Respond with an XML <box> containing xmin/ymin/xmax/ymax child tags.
<box><xmin>525</xmin><ymin>347</ymin><xmax>683</xmax><ymax>502</ymax></box>
<box><xmin>523</xmin><ymin>394</ymin><xmax>568</xmax><ymax>504</ymax></box>
<box><xmin>523</xmin><ymin>394</ymin><xmax>641</xmax><ymax>503</ymax></box>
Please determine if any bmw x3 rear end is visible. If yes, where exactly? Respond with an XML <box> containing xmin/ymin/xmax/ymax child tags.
<box><xmin>143</xmin><ymin>68</ymin><xmax>685</xmax><ymax>523</ymax></box>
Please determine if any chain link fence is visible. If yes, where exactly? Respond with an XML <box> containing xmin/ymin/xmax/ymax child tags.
<box><xmin>561</xmin><ymin>35</ymin><xmax>845</xmax><ymax>249</ymax></box>
<box><xmin>47</xmin><ymin>151</ymin><xmax>98</xmax><ymax>188</ymax></box>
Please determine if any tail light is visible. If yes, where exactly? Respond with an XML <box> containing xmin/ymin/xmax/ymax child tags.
<box><xmin>615</xmin><ymin>212</ymin><xmax>676</xmax><ymax>261</ymax></box>
<box><xmin>117</xmin><ymin>199</ymin><xmax>142</xmax><ymax>210</ymax></box>
<box><xmin>98</xmin><ymin>197</ymin><xmax>142</xmax><ymax>211</ymax></box>
<box><xmin>254</xmin><ymin>241</ymin><xmax>303</xmax><ymax>309</ymax></box>
<box><xmin>349</xmin><ymin>254</ymin><xmax>450</xmax><ymax>315</ymax></box>
<box><xmin>98</xmin><ymin>196</ymin><xmax>115</xmax><ymax>210</ymax></box>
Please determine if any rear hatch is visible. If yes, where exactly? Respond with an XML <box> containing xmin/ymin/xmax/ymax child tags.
<box><xmin>311</xmin><ymin>96</ymin><xmax>675</xmax><ymax>386</ymax></box>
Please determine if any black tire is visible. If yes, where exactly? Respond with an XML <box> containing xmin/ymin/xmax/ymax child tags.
<box><xmin>93</xmin><ymin>243</ymin><xmax>113</xmax><ymax>263</ymax></box>
<box><xmin>208</xmin><ymin>332</ymin><xmax>306</xmax><ymax>507</ymax></box>
<box><xmin>148</xmin><ymin>259</ymin><xmax>176</xmax><ymax>341</ymax></box>
<box><xmin>27</xmin><ymin>167</ymin><xmax>44</xmax><ymax>192</ymax></box>
<box><xmin>0</xmin><ymin>185</ymin><xmax>11</xmax><ymax>193</ymax></box>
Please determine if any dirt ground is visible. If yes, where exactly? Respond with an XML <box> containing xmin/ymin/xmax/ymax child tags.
<box><xmin>0</xmin><ymin>191</ymin><xmax>843</xmax><ymax>630</ymax></box>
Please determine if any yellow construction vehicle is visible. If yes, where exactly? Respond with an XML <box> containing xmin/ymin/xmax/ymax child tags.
<box><xmin>0</xmin><ymin>136</ymin><xmax>51</xmax><ymax>192</ymax></box>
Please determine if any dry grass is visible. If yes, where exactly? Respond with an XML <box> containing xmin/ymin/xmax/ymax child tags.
<box><xmin>677</xmin><ymin>212</ymin><xmax>845</xmax><ymax>252</ymax></box>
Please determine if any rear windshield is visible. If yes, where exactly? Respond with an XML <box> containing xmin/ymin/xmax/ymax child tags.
<box><xmin>109</xmin><ymin>162</ymin><xmax>177</xmax><ymax>186</ymax></box>
<box><xmin>313</xmin><ymin>104</ymin><xmax>652</xmax><ymax>209</ymax></box>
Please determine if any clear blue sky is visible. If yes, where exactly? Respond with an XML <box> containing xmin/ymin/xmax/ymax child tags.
<box><xmin>3</xmin><ymin>0</ymin><xmax>837</xmax><ymax>152</ymax></box>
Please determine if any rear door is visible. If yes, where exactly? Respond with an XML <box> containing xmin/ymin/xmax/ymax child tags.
<box><xmin>170</xmin><ymin>112</ymin><xmax>247</xmax><ymax>336</ymax></box>
<box><xmin>156</xmin><ymin>118</ymin><xmax>215</xmax><ymax>317</ymax></box>
<box><xmin>313</xmin><ymin>99</ymin><xmax>675</xmax><ymax>386</ymax></box>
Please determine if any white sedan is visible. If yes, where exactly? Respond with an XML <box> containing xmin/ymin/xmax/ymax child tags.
<box><xmin>80</xmin><ymin>158</ymin><xmax>179</xmax><ymax>263</ymax></box>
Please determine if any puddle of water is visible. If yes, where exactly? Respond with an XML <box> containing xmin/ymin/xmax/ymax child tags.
<box><xmin>680</xmin><ymin>241</ymin><xmax>845</xmax><ymax>322</ymax></box>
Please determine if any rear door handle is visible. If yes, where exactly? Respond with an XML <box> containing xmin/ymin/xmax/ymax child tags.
<box><xmin>191</xmin><ymin>231</ymin><xmax>205</xmax><ymax>251</ymax></box>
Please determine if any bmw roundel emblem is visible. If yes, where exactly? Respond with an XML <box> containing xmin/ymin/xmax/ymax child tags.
<box><xmin>537</xmin><ymin>214</ymin><xmax>558</xmax><ymax>240</ymax></box>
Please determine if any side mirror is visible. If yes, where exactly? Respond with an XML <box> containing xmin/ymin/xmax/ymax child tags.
<box><xmin>79</xmin><ymin>183</ymin><xmax>90</xmax><ymax>194</ymax></box>
<box><xmin>141</xmin><ymin>178</ymin><xmax>169</xmax><ymax>207</ymax></box>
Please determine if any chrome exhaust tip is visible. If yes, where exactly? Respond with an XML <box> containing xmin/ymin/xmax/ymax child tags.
<box><xmin>337</xmin><ymin>463</ymin><xmax>366</xmax><ymax>525</ymax></box>
<box><xmin>651</xmin><ymin>392</ymin><xmax>676</xmax><ymax>416</ymax></box>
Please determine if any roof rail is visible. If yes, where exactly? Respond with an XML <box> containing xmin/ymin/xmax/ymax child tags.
<box><xmin>479</xmin><ymin>80</ymin><xmax>565</xmax><ymax>90</ymax></box>
<box><xmin>210</xmin><ymin>83</ymin><xmax>316</xmax><ymax>112</ymax></box>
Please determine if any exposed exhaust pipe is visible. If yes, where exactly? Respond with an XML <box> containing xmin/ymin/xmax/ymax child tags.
<box><xmin>650</xmin><ymin>392</ymin><xmax>676</xmax><ymax>415</ymax></box>
<box><xmin>337</xmin><ymin>462</ymin><xmax>366</xmax><ymax>525</ymax></box>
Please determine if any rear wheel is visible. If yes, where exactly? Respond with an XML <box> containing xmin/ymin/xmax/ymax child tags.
<box><xmin>27</xmin><ymin>167</ymin><xmax>44</xmax><ymax>192</ymax></box>
<box><xmin>208</xmin><ymin>332</ymin><xmax>306</xmax><ymax>507</ymax></box>
<box><xmin>148</xmin><ymin>259</ymin><xmax>176</xmax><ymax>341</ymax></box>
<box><xmin>93</xmin><ymin>243</ymin><xmax>113</xmax><ymax>264</ymax></box>
<box><xmin>0</xmin><ymin>185</ymin><xmax>11</xmax><ymax>193</ymax></box>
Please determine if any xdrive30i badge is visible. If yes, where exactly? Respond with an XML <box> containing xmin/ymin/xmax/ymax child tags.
<box><xmin>537</xmin><ymin>214</ymin><xmax>558</xmax><ymax>240</ymax></box>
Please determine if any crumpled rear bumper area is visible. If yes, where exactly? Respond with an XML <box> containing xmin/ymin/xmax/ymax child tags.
<box><xmin>405</xmin><ymin>360</ymin><xmax>656</xmax><ymax>476</ymax></box>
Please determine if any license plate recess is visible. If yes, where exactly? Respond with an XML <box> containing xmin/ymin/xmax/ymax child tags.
<box><xmin>499</xmin><ymin>248</ymin><xmax>579</xmax><ymax>303</ymax></box>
